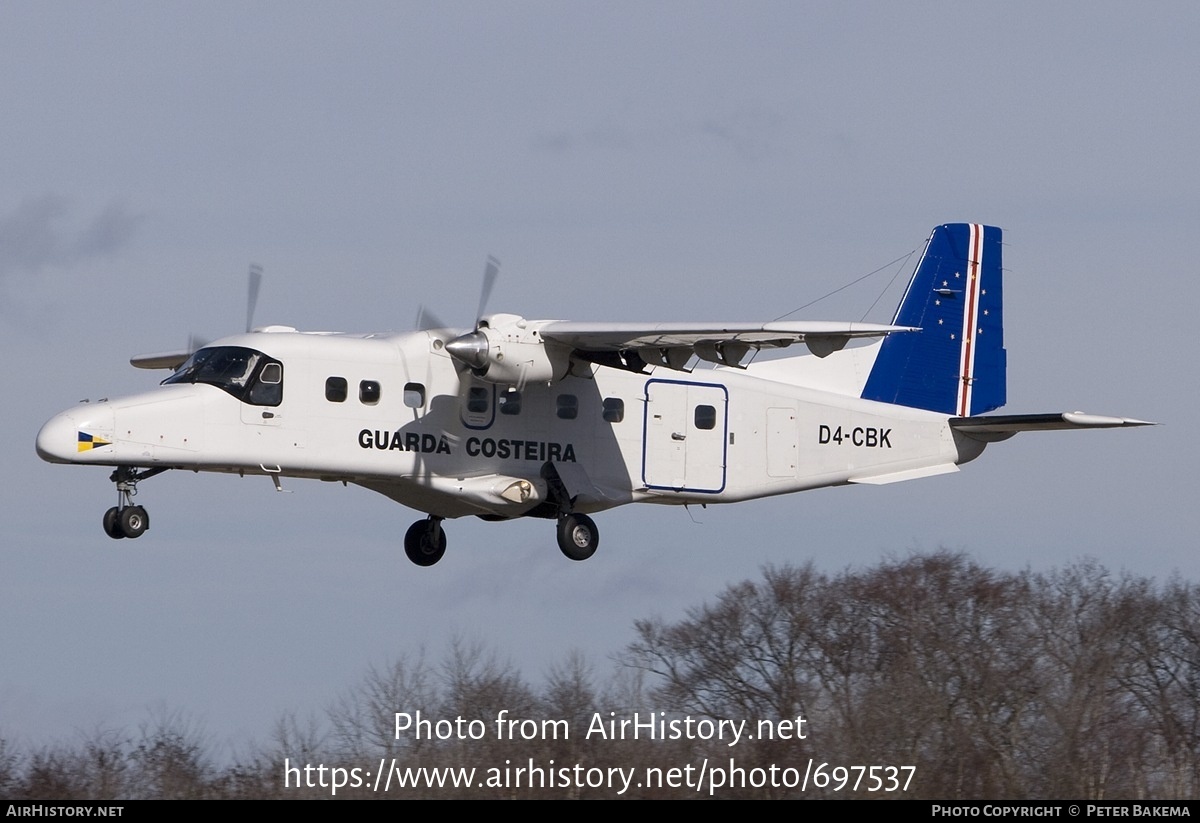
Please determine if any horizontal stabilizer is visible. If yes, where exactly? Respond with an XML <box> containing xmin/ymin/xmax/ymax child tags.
<box><xmin>951</xmin><ymin>412</ymin><xmax>1155</xmax><ymax>442</ymax></box>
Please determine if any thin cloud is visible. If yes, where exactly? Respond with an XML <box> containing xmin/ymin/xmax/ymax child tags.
<box><xmin>0</xmin><ymin>195</ymin><xmax>142</xmax><ymax>279</ymax></box>
<box><xmin>696</xmin><ymin>106</ymin><xmax>784</xmax><ymax>160</ymax></box>
<box><xmin>530</xmin><ymin>110</ymin><xmax>784</xmax><ymax>161</ymax></box>
<box><xmin>530</xmin><ymin>124</ymin><xmax>635</xmax><ymax>155</ymax></box>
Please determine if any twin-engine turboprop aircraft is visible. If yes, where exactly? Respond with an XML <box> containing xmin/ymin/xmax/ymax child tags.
<box><xmin>36</xmin><ymin>224</ymin><xmax>1151</xmax><ymax>566</ymax></box>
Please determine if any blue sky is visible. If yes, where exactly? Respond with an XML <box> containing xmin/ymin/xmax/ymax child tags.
<box><xmin>1</xmin><ymin>2</ymin><xmax>1191</xmax><ymax>754</ymax></box>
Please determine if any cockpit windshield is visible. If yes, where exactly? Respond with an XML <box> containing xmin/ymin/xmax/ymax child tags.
<box><xmin>164</xmin><ymin>346</ymin><xmax>283</xmax><ymax>406</ymax></box>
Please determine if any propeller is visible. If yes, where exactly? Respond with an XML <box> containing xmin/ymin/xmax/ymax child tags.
<box><xmin>245</xmin><ymin>263</ymin><xmax>263</xmax><ymax>332</ymax></box>
<box><xmin>415</xmin><ymin>304</ymin><xmax>448</xmax><ymax>333</ymax></box>
<box><xmin>475</xmin><ymin>255</ymin><xmax>500</xmax><ymax>328</ymax></box>
<box><xmin>187</xmin><ymin>264</ymin><xmax>262</xmax><ymax>354</ymax></box>
<box><xmin>186</xmin><ymin>332</ymin><xmax>211</xmax><ymax>354</ymax></box>
<box><xmin>406</xmin><ymin>259</ymin><xmax>502</xmax><ymax>482</ymax></box>
<box><xmin>444</xmin><ymin>256</ymin><xmax>501</xmax><ymax>371</ymax></box>
<box><xmin>133</xmin><ymin>264</ymin><xmax>266</xmax><ymax>370</ymax></box>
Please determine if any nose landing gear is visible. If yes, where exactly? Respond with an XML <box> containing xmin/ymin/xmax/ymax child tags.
<box><xmin>102</xmin><ymin>466</ymin><xmax>167</xmax><ymax>540</ymax></box>
<box><xmin>102</xmin><ymin>505</ymin><xmax>148</xmax><ymax>539</ymax></box>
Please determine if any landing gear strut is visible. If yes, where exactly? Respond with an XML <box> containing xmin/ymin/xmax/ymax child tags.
<box><xmin>542</xmin><ymin>463</ymin><xmax>600</xmax><ymax>562</ymax></box>
<box><xmin>102</xmin><ymin>466</ymin><xmax>167</xmax><ymax>540</ymax></box>
<box><xmin>404</xmin><ymin>516</ymin><xmax>447</xmax><ymax>567</ymax></box>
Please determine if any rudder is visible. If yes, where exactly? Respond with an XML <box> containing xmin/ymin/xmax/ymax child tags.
<box><xmin>861</xmin><ymin>223</ymin><xmax>1005</xmax><ymax>416</ymax></box>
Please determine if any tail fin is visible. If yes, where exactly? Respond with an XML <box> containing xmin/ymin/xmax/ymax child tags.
<box><xmin>861</xmin><ymin>223</ymin><xmax>1005</xmax><ymax>416</ymax></box>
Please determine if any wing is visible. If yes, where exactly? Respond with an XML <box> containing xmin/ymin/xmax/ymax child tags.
<box><xmin>950</xmin><ymin>412</ymin><xmax>1156</xmax><ymax>442</ymax></box>
<box><xmin>539</xmin><ymin>320</ymin><xmax>916</xmax><ymax>368</ymax></box>
<box><xmin>130</xmin><ymin>350</ymin><xmax>193</xmax><ymax>370</ymax></box>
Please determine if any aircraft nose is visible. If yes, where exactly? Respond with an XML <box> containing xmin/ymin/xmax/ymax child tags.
<box><xmin>36</xmin><ymin>410</ymin><xmax>78</xmax><ymax>463</ymax></box>
<box><xmin>36</xmin><ymin>405</ymin><xmax>115</xmax><ymax>464</ymax></box>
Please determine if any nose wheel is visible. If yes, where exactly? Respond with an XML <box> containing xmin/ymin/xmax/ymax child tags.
<box><xmin>104</xmin><ymin>505</ymin><xmax>149</xmax><ymax>539</ymax></box>
<box><xmin>101</xmin><ymin>466</ymin><xmax>166</xmax><ymax>540</ymax></box>
<box><xmin>102</xmin><ymin>507</ymin><xmax>125</xmax><ymax>539</ymax></box>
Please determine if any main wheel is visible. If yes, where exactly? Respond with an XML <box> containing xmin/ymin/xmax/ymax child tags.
<box><xmin>556</xmin><ymin>513</ymin><xmax>598</xmax><ymax>561</ymax></box>
<box><xmin>119</xmin><ymin>506</ymin><xmax>149</xmax><ymax>539</ymax></box>
<box><xmin>103</xmin><ymin>507</ymin><xmax>125</xmax><ymax>540</ymax></box>
<box><xmin>404</xmin><ymin>520</ymin><xmax>446</xmax><ymax>567</ymax></box>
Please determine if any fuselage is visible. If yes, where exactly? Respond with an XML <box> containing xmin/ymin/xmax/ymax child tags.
<box><xmin>36</xmin><ymin>327</ymin><xmax>983</xmax><ymax>521</ymax></box>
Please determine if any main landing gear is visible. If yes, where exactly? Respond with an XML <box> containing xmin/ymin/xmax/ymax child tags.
<box><xmin>404</xmin><ymin>517</ymin><xmax>446</xmax><ymax>567</ymax></box>
<box><xmin>401</xmin><ymin>511</ymin><xmax>601</xmax><ymax>567</ymax></box>
<box><xmin>102</xmin><ymin>466</ymin><xmax>167</xmax><ymax>540</ymax></box>
<box><xmin>556</xmin><ymin>513</ymin><xmax>598</xmax><ymax>561</ymax></box>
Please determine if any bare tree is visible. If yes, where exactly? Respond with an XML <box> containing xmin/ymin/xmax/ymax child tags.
<box><xmin>1120</xmin><ymin>577</ymin><xmax>1200</xmax><ymax>797</ymax></box>
<box><xmin>328</xmin><ymin>652</ymin><xmax>434</xmax><ymax>760</ymax></box>
<box><xmin>0</xmin><ymin>735</ymin><xmax>22</xmax><ymax>798</ymax></box>
<box><xmin>6</xmin><ymin>553</ymin><xmax>1197</xmax><ymax>800</ymax></box>
<box><xmin>127</xmin><ymin>708</ymin><xmax>214</xmax><ymax>799</ymax></box>
<box><xmin>621</xmin><ymin>552</ymin><xmax>1196</xmax><ymax>799</ymax></box>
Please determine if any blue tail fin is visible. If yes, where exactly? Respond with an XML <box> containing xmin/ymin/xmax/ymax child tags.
<box><xmin>862</xmin><ymin>223</ymin><xmax>1005</xmax><ymax>416</ymax></box>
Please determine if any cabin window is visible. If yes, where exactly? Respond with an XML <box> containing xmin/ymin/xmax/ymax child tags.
<box><xmin>467</xmin><ymin>386</ymin><xmax>489</xmax><ymax>414</ymax></box>
<box><xmin>403</xmin><ymin>382</ymin><xmax>425</xmax><ymax>408</ymax></box>
<box><xmin>557</xmin><ymin>394</ymin><xmax>578</xmax><ymax>420</ymax></box>
<box><xmin>360</xmin><ymin>380</ymin><xmax>381</xmax><ymax>405</ymax></box>
<box><xmin>602</xmin><ymin>397</ymin><xmax>624</xmax><ymax>423</ymax></box>
<box><xmin>499</xmin><ymin>388</ymin><xmax>521</xmax><ymax>415</ymax></box>
<box><xmin>325</xmin><ymin>376</ymin><xmax>347</xmax><ymax>403</ymax></box>
<box><xmin>695</xmin><ymin>404</ymin><xmax>717</xmax><ymax>430</ymax></box>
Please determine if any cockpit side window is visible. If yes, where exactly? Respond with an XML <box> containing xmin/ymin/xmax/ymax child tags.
<box><xmin>246</xmin><ymin>361</ymin><xmax>283</xmax><ymax>406</ymax></box>
<box><xmin>165</xmin><ymin>346</ymin><xmax>284</xmax><ymax>406</ymax></box>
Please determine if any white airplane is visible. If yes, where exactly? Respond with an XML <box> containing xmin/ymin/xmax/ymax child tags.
<box><xmin>36</xmin><ymin>224</ymin><xmax>1151</xmax><ymax>566</ymax></box>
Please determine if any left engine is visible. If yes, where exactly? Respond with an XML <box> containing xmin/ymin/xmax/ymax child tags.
<box><xmin>445</xmin><ymin>313</ymin><xmax>572</xmax><ymax>385</ymax></box>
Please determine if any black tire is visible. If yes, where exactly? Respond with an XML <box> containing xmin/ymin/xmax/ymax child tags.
<box><xmin>119</xmin><ymin>506</ymin><xmax>149</xmax><ymax>539</ymax></box>
<box><xmin>103</xmin><ymin>507</ymin><xmax>125</xmax><ymax>540</ymax></box>
<box><xmin>404</xmin><ymin>520</ymin><xmax>446</xmax><ymax>567</ymax></box>
<box><xmin>556</xmin><ymin>513</ymin><xmax>598</xmax><ymax>561</ymax></box>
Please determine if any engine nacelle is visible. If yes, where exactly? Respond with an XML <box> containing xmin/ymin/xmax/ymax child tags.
<box><xmin>445</xmin><ymin>314</ymin><xmax>571</xmax><ymax>385</ymax></box>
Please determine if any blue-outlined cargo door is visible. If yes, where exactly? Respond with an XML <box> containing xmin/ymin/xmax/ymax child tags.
<box><xmin>642</xmin><ymin>379</ymin><xmax>728</xmax><ymax>493</ymax></box>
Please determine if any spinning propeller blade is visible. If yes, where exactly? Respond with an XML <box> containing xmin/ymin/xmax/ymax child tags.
<box><xmin>415</xmin><ymin>305</ymin><xmax>448</xmax><ymax>332</ymax></box>
<box><xmin>186</xmin><ymin>333</ymin><xmax>210</xmax><ymax>354</ymax></box>
<box><xmin>476</xmin><ymin>255</ymin><xmax>500</xmax><ymax>329</ymax></box>
<box><xmin>246</xmin><ymin>263</ymin><xmax>263</xmax><ymax>333</ymax></box>
<box><xmin>420</xmin><ymin>255</ymin><xmax>503</xmax><ymax>372</ymax></box>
